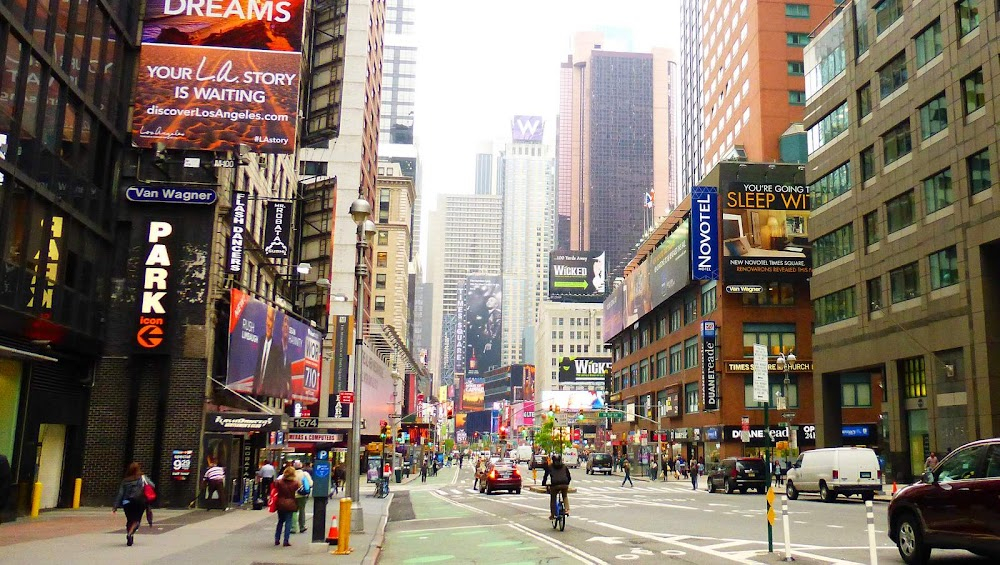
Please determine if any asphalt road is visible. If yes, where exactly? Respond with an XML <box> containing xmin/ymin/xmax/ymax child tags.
<box><xmin>381</xmin><ymin>462</ymin><xmax>992</xmax><ymax>564</ymax></box>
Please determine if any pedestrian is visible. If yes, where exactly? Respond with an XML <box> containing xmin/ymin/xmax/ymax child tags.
<box><xmin>113</xmin><ymin>462</ymin><xmax>152</xmax><ymax>546</ymax></box>
<box><xmin>649</xmin><ymin>458</ymin><xmax>658</xmax><ymax>481</ymax></box>
<box><xmin>258</xmin><ymin>460</ymin><xmax>276</xmax><ymax>497</ymax></box>
<box><xmin>202</xmin><ymin>458</ymin><xmax>226</xmax><ymax>510</ymax></box>
<box><xmin>420</xmin><ymin>459</ymin><xmax>428</xmax><ymax>483</ymax></box>
<box><xmin>331</xmin><ymin>463</ymin><xmax>345</xmax><ymax>496</ymax></box>
<box><xmin>432</xmin><ymin>457</ymin><xmax>439</xmax><ymax>476</ymax></box>
<box><xmin>924</xmin><ymin>452</ymin><xmax>939</xmax><ymax>470</ymax></box>
<box><xmin>691</xmin><ymin>462</ymin><xmax>699</xmax><ymax>490</ymax></box>
<box><xmin>773</xmin><ymin>458</ymin><xmax>783</xmax><ymax>486</ymax></box>
<box><xmin>459</xmin><ymin>453</ymin><xmax>464</xmax><ymax>469</ymax></box>
<box><xmin>0</xmin><ymin>453</ymin><xmax>11</xmax><ymax>524</ymax></box>
<box><xmin>621</xmin><ymin>458</ymin><xmax>633</xmax><ymax>487</ymax></box>
<box><xmin>292</xmin><ymin>461</ymin><xmax>312</xmax><ymax>534</ymax></box>
<box><xmin>272</xmin><ymin>465</ymin><xmax>300</xmax><ymax>547</ymax></box>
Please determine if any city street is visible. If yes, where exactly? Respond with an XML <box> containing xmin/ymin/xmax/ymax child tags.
<box><xmin>382</xmin><ymin>463</ymin><xmax>993</xmax><ymax>565</ymax></box>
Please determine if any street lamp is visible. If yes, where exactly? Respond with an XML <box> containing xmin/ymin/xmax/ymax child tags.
<box><xmin>348</xmin><ymin>198</ymin><xmax>376</xmax><ymax>528</ymax></box>
<box><xmin>776</xmin><ymin>351</ymin><xmax>796</xmax><ymax>455</ymax></box>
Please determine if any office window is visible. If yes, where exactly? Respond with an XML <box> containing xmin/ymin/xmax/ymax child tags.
<box><xmin>684</xmin><ymin>295</ymin><xmax>698</xmax><ymax>324</ymax></box>
<box><xmin>957</xmin><ymin>0</ymin><xmax>980</xmax><ymax>37</ymax></box>
<box><xmin>890</xmin><ymin>261</ymin><xmax>920</xmax><ymax>302</ymax></box>
<box><xmin>882</xmin><ymin>120</ymin><xmax>912</xmax><ymax>165</ymax></box>
<box><xmin>656</xmin><ymin>351</ymin><xmax>667</xmax><ymax>378</ymax></box>
<box><xmin>814</xmin><ymin>286</ymin><xmax>857</xmax><ymax>326</ymax></box>
<box><xmin>376</xmin><ymin>252</ymin><xmax>388</xmax><ymax>267</ymax></box>
<box><xmin>742</xmin><ymin>283</ymin><xmax>795</xmax><ymax>306</ymax></box>
<box><xmin>878</xmin><ymin>52</ymin><xmax>907</xmax><ymax>98</ymax></box>
<box><xmin>968</xmin><ymin>148</ymin><xmax>991</xmax><ymax>194</ymax></box>
<box><xmin>919</xmin><ymin>93</ymin><xmax>948</xmax><ymax>140</ymax></box>
<box><xmin>670</xmin><ymin>308</ymin><xmax>682</xmax><ymax>332</ymax></box>
<box><xmin>914</xmin><ymin>20</ymin><xmax>942</xmax><ymax>68</ymax></box>
<box><xmin>788</xmin><ymin>61</ymin><xmax>805</xmax><ymax>75</ymax></box>
<box><xmin>923</xmin><ymin>168</ymin><xmax>953</xmax><ymax>213</ymax></box>
<box><xmin>858</xmin><ymin>82</ymin><xmax>872</xmax><ymax>120</ymax></box>
<box><xmin>962</xmin><ymin>68</ymin><xmax>985</xmax><ymax>115</ymax></box>
<box><xmin>807</xmin><ymin>103</ymin><xmax>849</xmax><ymax>154</ymax></box>
<box><xmin>701</xmin><ymin>283</ymin><xmax>717</xmax><ymax>314</ymax></box>
<box><xmin>657</xmin><ymin>315</ymin><xmax>668</xmax><ymax>338</ymax></box>
<box><xmin>374</xmin><ymin>296</ymin><xmax>385</xmax><ymax>311</ymax></box>
<box><xmin>789</xmin><ymin>90</ymin><xmax>806</xmax><ymax>105</ymax></box>
<box><xmin>929</xmin><ymin>246</ymin><xmax>959</xmax><ymax>289</ymax></box>
<box><xmin>886</xmin><ymin>190</ymin><xmax>915</xmax><ymax>233</ymax></box>
<box><xmin>684</xmin><ymin>337</ymin><xmax>699</xmax><ymax>369</ymax></box>
<box><xmin>685</xmin><ymin>382</ymin><xmax>699</xmax><ymax>413</ymax></box>
<box><xmin>787</xmin><ymin>32</ymin><xmax>810</xmax><ymax>46</ymax></box>
<box><xmin>744</xmin><ymin>376</ymin><xmax>799</xmax><ymax>408</ymax></box>
<box><xmin>377</xmin><ymin>230</ymin><xmax>388</xmax><ymax>245</ymax></box>
<box><xmin>855</xmin><ymin>0</ymin><xmax>870</xmax><ymax>55</ymax></box>
<box><xmin>900</xmin><ymin>356</ymin><xmax>926</xmax><ymax>398</ymax></box>
<box><xmin>639</xmin><ymin>359</ymin><xmax>650</xmax><ymax>384</ymax></box>
<box><xmin>812</xmin><ymin>162</ymin><xmax>852</xmax><ymax>208</ymax></box>
<box><xmin>867</xmin><ymin>276</ymin><xmax>883</xmax><ymax>312</ymax></box>
<box><xmin>815</xmin><ymin>223</ymin><xmax>855</xmax><ymax>267</ymax></box>
<box><xmin>375</xmin><ymin>273</ymin><xmax>386</xmax><ymax>289</ymax></box>
<box><xmin>861</xmin><ymin>146</ymin><xmax>877</xmax><ymax>181</ymax></box>
<box><xmin>875</xmin><ymin>0</ymin><xmax>903</xmax><ymax>34</ymax></box>
<box><xmin>786</xmin><ymin>3</ymin><xmax>810</xmax><ymax>17</ymax></box>
<box><xmin>864</xmin><ymin>210</ymin><xmax>881</xmax><ymax>245</ymax></box>
<box><xmin>378</xmin><ymin>188</ymin><xmax>390</xmax><ymax>223</ymax></box>
<box><xmin>669</xmin><ymin>343</ymin><xmax>683</xmax><ymax>374</ymax></box>
<box><xmin>842</xmin><ymin>374</ymin><xmax>872</xmax><ymax>407</ymax></box>
<box><xmin>742</xmin><ymin>323</ymin><xmax>795</xmax><ymax>357</ymax></box>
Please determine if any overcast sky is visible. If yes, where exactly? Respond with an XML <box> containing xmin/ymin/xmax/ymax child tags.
<box><xmin>412</xmin><ymin>0</ymin><xmax>681</xmax><ymax>270</ymax></box>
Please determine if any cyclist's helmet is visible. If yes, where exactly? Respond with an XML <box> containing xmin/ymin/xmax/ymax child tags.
<box><xmin>551</xmin><ymin>454</ymin><xmax>562</xmax><ymax>465</ymax></box>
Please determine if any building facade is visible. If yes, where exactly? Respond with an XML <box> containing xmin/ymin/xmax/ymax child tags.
<box><xmin>679</xmin><ymin>0</ymin><xmax>704</xmax><ymax>200</ymax></box>
<box><xmin>372</xmin><ymin>163</ymin><xmax>414</xmax><ymax>337</ymax></box>
<box><xmin>533</xmin><ymin>302</ymin><xmax>608</xmax><ymax>398</ymax></box>
<box><xmin>805</xmin><ymin>0</ymin><xmax>999</xmax><ymax>480</ymax></box>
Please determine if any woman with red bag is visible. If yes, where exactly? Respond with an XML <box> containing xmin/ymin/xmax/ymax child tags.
<box><xmin>113</xmin><ymin>462</ymin><xmax>155</xmax><ymax>546</ymax></box>
<box><xmin>271</xmin><ymin>465</ymin><xmax>300</xmax><ymax>546</ymax></box>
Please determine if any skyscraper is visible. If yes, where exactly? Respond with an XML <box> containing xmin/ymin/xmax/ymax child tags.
<box><xmin>559</xmin><ymin>32</ymin><xmax>677</xmax><ymax>278</ymax></box>
<box><xmin>501</xmin><ymin>117</ymin><xmax>555</xmax><ymax>365</ymax></box>
<box><xmin>427</xmin><ymin>194</ymin><xmax>504</xmax><ymax>383</ymax></box>
<box><xmin>679</xmin><ymin>0</ymin><xmax>704</xmax><ymax>196</ymax></box>
<box><xmin>475</xmin><ymin>153</ymin><xmax>494</xmax><ymax>195</ymax></box>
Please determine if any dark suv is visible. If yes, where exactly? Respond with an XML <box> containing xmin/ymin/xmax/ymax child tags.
<box><xmin>707</xmin><ymin>457</ymin><xmax>768</xmax><ymax>494</ymax></box>
<box><xmin>887</xmin><ymin>438</ymin><xmax>1000</xmax><ymax>564</ymax></box>
<box><xmin>586</xmin><ymin>453</ymin><xmax>613</xmax><ymax>475</ymax></box>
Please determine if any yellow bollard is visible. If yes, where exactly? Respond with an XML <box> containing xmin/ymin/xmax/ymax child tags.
<box><xmin>73</xmin><ymin>478</ymin><xmax>82</xmax><ymax>509</ymax></box>
<box><xmin>30</xmin><ymin>482</ymin><xmax>42</xmax><ymax>518</ymax></box>
<box><xmin>332</xmin><ymin>497</ymin><xmax>353</xmax><ymax>555</ymax></box>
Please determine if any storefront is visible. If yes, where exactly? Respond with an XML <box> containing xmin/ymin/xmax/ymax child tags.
<box><xmin>203</xmin><ymin>412</ymin><xmax>285</xmax><ymax>508</ymax></box>
<box><xmin>721</xmin><ymin>423</ymin><xmax>817</xmax><ymax>461</ymax></box>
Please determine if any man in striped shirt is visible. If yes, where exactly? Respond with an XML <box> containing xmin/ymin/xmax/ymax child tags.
<box><xmin>203</xmin><ymin>460</ymin><xmax>226</xmax><ymax>510</ymax></box>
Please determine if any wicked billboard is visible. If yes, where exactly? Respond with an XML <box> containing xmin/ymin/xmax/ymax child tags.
<box><xmin>722</xmin><ymin>182</ymin><xmax>811</xmax><ymax>283</ymax></box>
<box><xmin>226</xmin><ymin>288</ymin><xmax>322</xmax><ymax>404</ymax></box>
<box><xmin>549</xmin><ymin>250</ymin><xmax>606</xmax><ymax>300</ymax></box>
<box><xmin>558</xmin><ymin>357</ymin><xmax>612</xmax><ymax>384</ymax></box>
<box><xmin>131</xmin><ymin>0</ymin><xmax>306</xmax><ymax>153</ymax></box>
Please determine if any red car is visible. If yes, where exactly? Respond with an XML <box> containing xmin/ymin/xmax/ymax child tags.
<box><xmin>479</xmin><ymin>461</ymin><xmax>522</xmax><ymax>495</ymax></box>
<box><xmin>887</xmin><ymin>438</ymin><xmax>1000</xmax><ymax>564</ymax></box>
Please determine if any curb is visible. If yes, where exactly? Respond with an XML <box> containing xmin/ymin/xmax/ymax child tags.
<box><xmin>367</xmin><ymin>491</ymin><xmax>392</xmax><ymax>565</ymax></box>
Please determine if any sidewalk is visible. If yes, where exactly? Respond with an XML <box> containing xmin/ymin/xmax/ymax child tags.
<box><xmin>0</xmin><ymin>474</ymin><xmax>421</xmax><ymax>565</ymax></box>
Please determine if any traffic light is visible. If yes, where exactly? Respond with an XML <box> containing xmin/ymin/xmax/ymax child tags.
<box><xmin>577</xmin><ymin>412</ymin><xmax>585</xmax><ymax>421</ymax></box>
<box><xmin>447</xmin><ymin>406</ymin><xmax>453</xmax><ymax>419</ymax></box>
<box><xmin>380</xmin><ymin>421</ymin><xmax>389</xmax><ymax>441</ymax></box>
<box><xmin>499</xmin><ymin>425</ymin><xmax>507</xmax><ymax>440</ymax></box>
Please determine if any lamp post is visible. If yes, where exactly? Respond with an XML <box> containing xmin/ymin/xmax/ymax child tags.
<box><xmin>776</xmin><ymin>351</ymin><xmax>796</xmax><ymax>457</ymax></box>
<box><xmin>348</xmin><ymin>198</ymin><xmax>375</xmax><ymax>528</ymax></box>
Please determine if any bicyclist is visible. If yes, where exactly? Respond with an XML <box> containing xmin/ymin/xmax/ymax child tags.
<box><xmin>542</xmin><ymin>453</ymin><xmax>571</xmax><ymax>521</ymax></box>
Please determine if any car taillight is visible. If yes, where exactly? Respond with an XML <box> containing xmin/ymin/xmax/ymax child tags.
<box><xmin>489</xmin><ymin>470</ymin><xmax>496</xmax><ymax>479</ymax></box>
<box><xmin>512</xmin><ymin>469</ymin><xmax>520</xmax><ymax>477</ymax></box>
<box><xmin>877</xmin><ymin>470</ymin><xmax>882</xmax><ymax>481</ymax></box>
<box><xmin>832</xmin><ymin>469</ymin><xmax>839</xmax><ymax>480</ymax></box>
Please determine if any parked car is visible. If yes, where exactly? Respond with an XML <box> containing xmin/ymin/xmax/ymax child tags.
<box><xmin>586</xmin><ymin>453</ymin><xmax>613</xmax><ymax>475</ymax></box>
<box><xmin>479</xmin><ymin>461</ymin><xmax>522</xmax><ymax>495</ymax></box>
<box><xmin>530</xmin><ymin>454</ymin><xmax>548</xmax><ymax>469</ymax></box>
<box><xmin>888</xmin><ymin>438</ymin><xmax>1000</xmax><ymax>564</ymax></box>
<box><xmin>707</xmin><ymin>457</ymin><xmax>768</xmax><ymax>494</ymax></box>
<box><xmin>785</xmin><ymin>447</ymin><xmax>882</xmax><ymax>502</ymax></box>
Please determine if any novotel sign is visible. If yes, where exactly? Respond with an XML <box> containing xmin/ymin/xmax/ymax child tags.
<box><xmin>126</xmin><ymin>185</ymin><xmax>218</xmax><ymax>204</ymax></box>
<box><xmin>690</xmin><ymin>186</ymin><xmax>719</xmax><ymax>280</ymax></box>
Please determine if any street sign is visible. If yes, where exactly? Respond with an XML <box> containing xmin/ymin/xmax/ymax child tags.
<box><xmin>753</xmin><ymin>344</ymin><xmax>769</xmax><ymax>402</ymax></box>
<box><xmin>338</xmin><ymin>391</ymin><xmax>355</xmax><ymax>404</ymax></box>
<box><xmin>292</xmin><ymin>417</ymin><xmax>319</xmax><ymax>429</ymax></box>
<box><xmin>598</xmin><ymin>411</ymin><xmax>624</xmax><ymax>420</ymax></box>
<box><xmin>288</xmin><ymin>433</ymin><xmax>344</xmax><ymax>443</ymax></box>
<box><xmin>389</xmin><ymin>413</ymin><xmax>401</xmax><ymax>419</ymax></box>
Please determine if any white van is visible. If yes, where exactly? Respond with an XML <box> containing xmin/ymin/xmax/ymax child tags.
<box><xmin>785</xmin><ymin>447</ymin><xmax>882</xmax><ymax>502</ymax></box>
<box><xmin>516</xmin><ymin>445</ymin><xmax>533</xmax><ymax>463</ymax></box>
<box><xmin>562</xmin><ymin>447</ymin><xmax>580</xmax><ymax>468</ymax></box>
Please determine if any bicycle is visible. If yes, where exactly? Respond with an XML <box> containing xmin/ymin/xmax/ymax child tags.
<box><xmin>549</xmin><ymin>487</ymin><xmax>566</xmax><ymax>531</ymax></box>
<box><xmin>374</xmin><ymin>477</ymin><xmax>389</xmax><ymax>498</ymax></box>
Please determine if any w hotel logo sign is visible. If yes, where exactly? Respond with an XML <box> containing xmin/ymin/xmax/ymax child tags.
<box><xmin>511</xmin><ymin>115</ymin><xmax>544</xmax><ymax>142</ymax></box>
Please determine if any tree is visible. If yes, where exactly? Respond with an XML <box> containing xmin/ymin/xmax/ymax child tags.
<box><xmin>534</xmin><ymin>418</ymin><xmax>561</xmax><ymax>455</ymax></box>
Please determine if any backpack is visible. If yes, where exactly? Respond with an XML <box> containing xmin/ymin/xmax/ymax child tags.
<box><xmin>296</xmin><ymin>472</ymin><xmax>312</xmax><ymax>496</ymax></box>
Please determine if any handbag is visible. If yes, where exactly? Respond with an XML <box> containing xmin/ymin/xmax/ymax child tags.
<box><xmin>142</xmin><ymin>476</ymin><xmax>157</xmax><ymax>503</ymax></box>
<box><xmin>267</xmin><ymin>483</ymin><xmax>277</xmax><ymax>513</ymax></box>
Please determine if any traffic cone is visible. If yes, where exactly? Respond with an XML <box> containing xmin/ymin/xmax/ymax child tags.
<box><xmin>326</xmin><ymin>520</ymin><xmax>339</xmax><ymax>544</ymax></box>
<box><xmin>891</xmin><ymin>481</ymin><xmax>898</xmax><ymax>496</ymax></box>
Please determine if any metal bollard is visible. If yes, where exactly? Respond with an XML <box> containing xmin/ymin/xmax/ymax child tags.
<box><xmin>332</xmin><ymin>497</ymin><xmax>353</xmax><ymax>555</ymax></box>
<box><xmin>73</xmin><ymin>478</ymin><xmax>82</xmax><ymax>509</ymax></box>
<box><xmin>781</xmin><ymin>494</ymin><xmax>793</xmax><ymax>561</ymax></box>
<box><xmin>30</xmin><ymin>482</ymin><xmax>42</xmax><ymax>517</ymax></box>
<box><xmin>866</xmin><ymin>499</ymin><xmax>878</xmax><ymax>565</ymax></box>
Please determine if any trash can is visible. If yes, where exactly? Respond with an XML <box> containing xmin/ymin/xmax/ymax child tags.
<box><xmin>395</xmin><ymin>469</ymin><xmax>403</xmax><ymax>483</ymax></box>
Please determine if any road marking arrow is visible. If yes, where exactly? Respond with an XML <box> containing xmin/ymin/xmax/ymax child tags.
<box><xmin>587</xmin><ymin>536</ymin><xmax>624</xmax><ymax>545</ymax></box>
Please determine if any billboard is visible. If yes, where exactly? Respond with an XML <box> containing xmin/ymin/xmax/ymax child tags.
<box><xmin>263</xmin><ymin>201</ymin><xmax>292</xmax><ymax>258</ymax></box>
<box><xmin>722</xmin><ymin>182</ymin><xmax>811</xmax><ymax>283</ymax></box>
<box><xmin>648</xmin><ymin>219</ymin><xmax>691</xmax><ymax>308</ymax></box>
<box><xmin>465</xmin><ymin>275</ymin><xmax>502</xmax><ymax>374</ymax></box>
<box><xmin>691</xmin><ymin>186</ymin><xmax>720</xmax><ymax>280</ymax></box>
<box><xmin>539</xmin><ymin>390</ymin><xmax>606</xmax><ymax>412</ymax></box>
<box><xmin>602</xmin><ymin>283</ymin><xmax>625</xmax><ymax>340</ymax></box>
<box><xmin>558</xmin><ymin>357</ymin><xmax>612</xmax><ymax>384</ymax></box>
<box><xmin>549</xmin><ymin>250</ymin><xmax>606</xmax><ymax>300</ymax></box>
<box><xmin>132</xmin><ymin>0</ymin><xmax>306</xmax><ymax>153</ymax></box>
<box><xmin>511</xmin><ymin>115</ymin><xmax>544</xmax><ymax>142</ymax></box>
<box><xmin>359</xmin><ymin>344</ymin><xmax>395</xmax><ymax>427</ymax></box>
<box><xmin>226</xmin><ymin>288</ymin><xmax>322</xmax><ymax>404</ymax></box>
<box><xmin>462</xmin><ymin>375</ymin><xmax>485</xmax><ymax>412</ymax></box>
